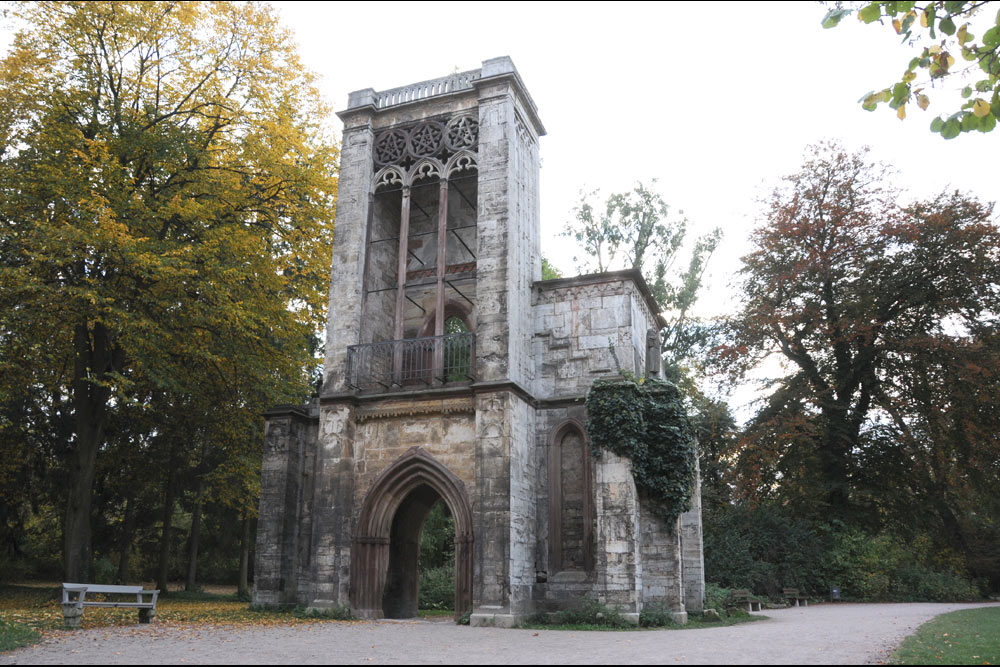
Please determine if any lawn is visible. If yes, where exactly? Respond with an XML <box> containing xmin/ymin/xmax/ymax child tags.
<box><xmin>0</xmin><ymin>582</ymin><xmax>358</xmax><ymax>654</ymax></box>
<box><xmin>891</xmin><ymin>606</ymin><xmax>1000</xmax><ymax>665</ymax></box>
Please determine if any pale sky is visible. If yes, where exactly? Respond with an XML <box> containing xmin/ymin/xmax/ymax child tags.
<box><xmin>272</xmin><ymin>1</ymin><xmax>997</xmax><ymax>412</ymax></box>
<box><xmin>269</xmin><ymin>1</ymin><xmax>995</xmax><ymax>305</ymax></box>
<box><xmin>3</xmin><ymin>1</ymin><xmax>997</xmax><ymax>414</ymax></box>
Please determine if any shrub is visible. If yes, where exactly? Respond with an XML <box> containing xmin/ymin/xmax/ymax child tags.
<box><xmin>529</xmin><ymin>599</ymin><xmax>632</xmax><ymax>628</ymax></box>
<box><xmin>705</xmin><ymin>503</ymin><xmax>985</xmax><ymax>603</ymax></box>
<box><xmin>418</xmin><ymin>565</ymin><xmax>454</xmax><ymax>611</ymax></box>
<box><xmin>704</xmin><ymin>504</ymin><xmax>825</xmax><ymax>596</ymax></box>
<box><xmin>890</xmin><ymin>564</ymin><xmax>980</xmax><ymax>602</ymax></box>
<box><xmin>639</xmin><ymin>602</ymin><xmax>677</xmax><ymax>627</ymax></box>
<box><xmin>703</xmin><ymin>582</ymin><xmax>733</xmax><ymax>617</ymax></box>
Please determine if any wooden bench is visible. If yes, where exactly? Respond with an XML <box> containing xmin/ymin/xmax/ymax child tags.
<box><xmin>730</xmin><ymin>588</ymin><xmax>762</xmax><ymax>612</ymax></box>
<box><xmin>61</xmin><ymin>583</ymin><xmax>159</xmax><ymax>628</ymax></box>
<box><xmin>783</xmin><ymin>587</ymin><xmax>809</xmax><ymax>607</ymax></box>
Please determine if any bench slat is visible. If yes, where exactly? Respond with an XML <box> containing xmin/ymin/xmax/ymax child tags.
<box><xmin>63</xmin><ymin>583</ymin><xmax>146</xmax><ymax>594</ymax></box>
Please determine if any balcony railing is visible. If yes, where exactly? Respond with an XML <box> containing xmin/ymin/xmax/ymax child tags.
<box><xmin>346</xmin><ymin>333</ymin><xmax>475</xmax><ymax>392</ymax></box>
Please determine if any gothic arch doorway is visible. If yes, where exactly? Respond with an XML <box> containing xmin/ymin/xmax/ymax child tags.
<box><xmin>350</xmin><ymin>447</ymin><xmax>473</xmax><ymax>620</ymax></box>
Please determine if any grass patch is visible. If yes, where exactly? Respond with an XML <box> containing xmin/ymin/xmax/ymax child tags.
<box><xmin>518</xmin><ymin>614</ymin><xmax>766</xmax><ymax>631</ymax></box>
<box><xmin>0</xmin><ymin>618</ymin><xmax>41</xmax><ymax>652</ymax></box>
<box><xmin>891</xmin><ymin>606</ymin><xmax>1000</xmax><ymax>665</ymax></box>
<box><xmin>417</xmin><ymin>609</ymin><xmax>455</xmax><ymax>618</ymax></box>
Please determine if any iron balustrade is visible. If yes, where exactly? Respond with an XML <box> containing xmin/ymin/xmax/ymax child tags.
<box><xmin>346</xmin><ymin>332</ymin><xmax>475</xmax><ymax>392</ymax></box>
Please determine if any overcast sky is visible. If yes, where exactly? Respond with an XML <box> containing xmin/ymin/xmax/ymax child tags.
<box><xmin>3</xmin><ymin>1</ymin><xmax>997</xmax><ymax>412</ymax></box>
<box><xmin>272</xmin><ymin>1</ymin><xmax>995</xmax><ymax>304</ymax></box>
<box><xmin>273</xmin><ymin>1</ymin><xmax>997</xmax><ymax>409</ymax></box>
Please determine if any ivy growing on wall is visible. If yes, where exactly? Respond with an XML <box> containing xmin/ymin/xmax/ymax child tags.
<box><xmin>585</xmin><ymin>375</ymin><xmax>697</xmax><ymax>525</ymax></box>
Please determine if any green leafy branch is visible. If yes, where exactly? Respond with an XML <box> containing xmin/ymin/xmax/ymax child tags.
<box><xmin>823</xmin><ymin>1</ymin><xmax>1000</xmax><ymax>137</ymax></box>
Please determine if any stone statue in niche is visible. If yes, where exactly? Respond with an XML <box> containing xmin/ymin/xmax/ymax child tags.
<box><xmin>646</xmin><ymin>328</ymin><xmax>662</xmax><ymax>377</ymax></box>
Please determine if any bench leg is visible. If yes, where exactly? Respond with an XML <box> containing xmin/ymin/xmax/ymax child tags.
<box><xmin>138</xmin><ymin>608</ymin><xmax>156</xmax><ymax>624</ymax></box>
<box><xmin>61</xmin><ymin>603</ymin><xmax>83</xmax><ymax>629</ymax></box>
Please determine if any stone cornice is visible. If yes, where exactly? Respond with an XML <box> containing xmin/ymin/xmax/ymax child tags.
<box><xmin>262</xmin><ymin>404</ymin><xmax>318</xmax><ymax>422</ymax></box>
<box><xmin>355</xmin><ymin>397</ymin><xmax>476</xmax><ymax>423</ymax></box>
<box><xmin>533</xmin><ymin>268</ymin><xmax>669</xmax><ymax>329</ymax></box>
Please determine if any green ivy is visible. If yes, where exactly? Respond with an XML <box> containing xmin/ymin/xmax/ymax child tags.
<box><xmin>585</xmin><ymin>376</ymin><xmax>696</xmax><ymax>525</ymax></box>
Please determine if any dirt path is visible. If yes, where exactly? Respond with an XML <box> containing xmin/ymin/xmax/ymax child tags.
<box><xmin>4</xmin><ymin>602</ymin><xmax>998</xmax><ymax>665</ymax></box>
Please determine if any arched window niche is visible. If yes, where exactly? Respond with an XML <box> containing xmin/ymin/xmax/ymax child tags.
<box><xmin>547</xmin><ymin>420</ymin><xmax>594</xmax><ymax>576</ymax></box>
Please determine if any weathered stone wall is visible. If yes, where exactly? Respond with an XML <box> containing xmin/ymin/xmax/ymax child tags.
<box><xmin>639</xmin><ymin>509</ymin><xmax>686</xmax><ymax>619</ymax></box>
<box><xmin>475</xmin><ymin>82</ymin><xmax>514</xmax><ymax>383</ymax></box>
<box><xmin>471</xmin><ymin>390</ymin><xmax>511</xmax><ymax>623</ymax></box>
<box><xmin>529</xmin><ymin>271</ymin><xmax>701</xmax><ymax>619</ymax></box>
<box><xmin>508</xmin><ymin>395</ymin><xmax>537</xmax><ymax>617</ymax></box>
<box><xmin>254</xmin><ymin>406</ymin><xmax>318</xmax><ymax>607</ymax></box>
<box><xmin>629</xmin><ymin>282</ymin><xmax>655</xmax><ymax>375</ymax></box>
<box><xmin>351</xmin><ymin>398</ymin><xmax>477</xmax><ymax>500</ymax></box>
<box><xmin>532</xmin><ymin>273</ymin><xmax>661</xmax><ymax>399</ymax></box>
<box><xmin>593</xmin><ymin>451</ymin><xmax>642</xmax><ymax>615</ymax></box>
<box><xmin>306</xmin><ymin>403</ymin><xmax>357</xmax><ymax>608</ymax></box>
<box><xmin>323</xmin><ymin>113</ymin><xmax>374</xmax><ymax>393</ymax></box>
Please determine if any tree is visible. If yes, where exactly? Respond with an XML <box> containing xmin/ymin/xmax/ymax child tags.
<box><xmin>561</xmin><ymin>181</ymin><xmax>721</xmax><ymax>374</ymax></box>
<box><xmin>720</xmin><ymin>142</ymin><xmax>1000</xmax><ymax>523</ymax></box>
<box><xmin>0</xmin><ymin>1</ymin><xmax>337</xmax><ymax>581</ymax></box>
<box><xmin>822</xmin><ymin>1</ymin><xmax>1000</xmax><ymax>138</ymax></box>
<box><xmin>540</xmin><ymin>256</ymin><xmax>563</xmax><ymax>280</ymax></box>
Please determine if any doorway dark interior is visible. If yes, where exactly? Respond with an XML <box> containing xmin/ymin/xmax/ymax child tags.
<box><xmin>382</xmin><ymin>484</ymin><xmax>455</xmax><ymax>618</ymax></box>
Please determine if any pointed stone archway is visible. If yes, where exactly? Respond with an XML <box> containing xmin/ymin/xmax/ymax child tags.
<box><xmin>350</xmin><ymin>447</ymin><xmax>473</xmax><ymax>620</ymax></box>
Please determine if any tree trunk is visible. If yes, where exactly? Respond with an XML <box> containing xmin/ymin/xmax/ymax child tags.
<box><xmin>156</xmin><ymin>453</ymin><xmax>179</xmax><ymax>595</ymax></box>
<box><xmin>65</xmin><ymin>321</ymin><xmax>119</xmax><ymax>583</ymax></box>
<box><xmin>185</xmin><ymin>478</ymin><xmax>205</xmax><ymax>591</ymax></box>
<box><xmin>238</xmin><ymin>515</ymin><xmax>251</xmax><ymax>599</ymax></box>
<box><xmin>116</xmin><ymin>495</ymin><xmax>137</xmax><ymax>584</ymax></box>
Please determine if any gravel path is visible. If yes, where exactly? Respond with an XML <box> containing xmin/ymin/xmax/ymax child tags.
<box><xmin>4</xmin><ymin>602</ymin><xmax>998</xmax><ymax>665</ymax></box>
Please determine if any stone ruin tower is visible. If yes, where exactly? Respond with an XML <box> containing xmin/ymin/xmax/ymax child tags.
<box><xmin>254</xmin><ymin>57</ymin><xmax>705</xmax><ymax>626</ymax></box>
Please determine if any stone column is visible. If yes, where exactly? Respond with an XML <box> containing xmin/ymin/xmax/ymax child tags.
<box><xmin>254</xmin><ymin>410</ymin><xmax>306</xmax><ymax>607</ymax></box>
<box><xmin>307</xmin><ymin>403</ymin><xmax>356</xmax><ymax>611</ymax></box>
<box><xmin>680</xmin><ymin>452</ymin><xmax>706</xmax><ymax>613</ymax></box>
<box><xmin>593</xmin><ymin>451</ymin><xmax>642</xmax><ymax>624</ymax></box>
